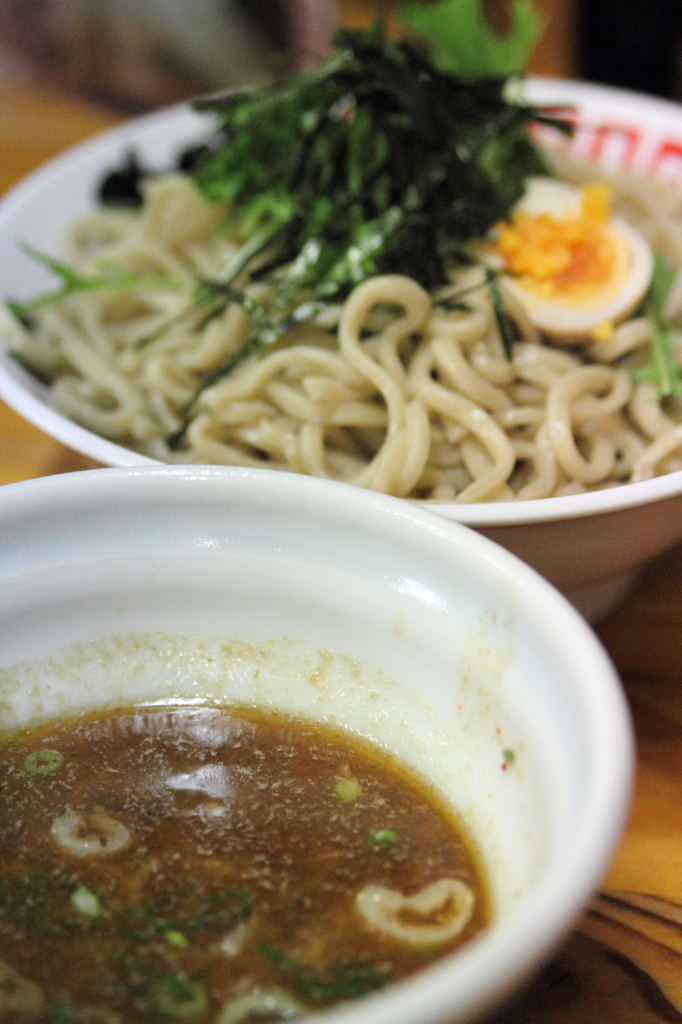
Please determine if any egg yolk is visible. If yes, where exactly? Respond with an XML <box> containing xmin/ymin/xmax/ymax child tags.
<box><xmin>494</xmin><ymin>184</ymin><xmax>627</xmax><ymax>309</ymax></box>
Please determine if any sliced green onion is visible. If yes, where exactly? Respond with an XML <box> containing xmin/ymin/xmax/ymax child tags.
<box><xmin>334</xmin><ymin>777</ymin><xmax>362</xmax><ymax>803</ymax></box>
<box><xmin>24</xmin><ymin>749</ymin><xmax>64</xmax><ymax>776</ymax></box>
<box><xmin>165</xmin><ymin>930</ymin><xmax>189</xmax><ymax>948</ymax></box>
<box><xmin>71</xmin><ymin>886</ymin><xmax>102</xmax><ymax>918</ymax></box>
<box><xmin>367</xmin><ymin>829</ymin><xmax>398</xmax><ymax>852</ymax></box>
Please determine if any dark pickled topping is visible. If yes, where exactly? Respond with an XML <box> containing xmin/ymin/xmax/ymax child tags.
<box><xmin>175</xmin><ymin>131</ymin><xmax>227</xmax><ymax>174</ymax></box>
<box><xmin>176</xmin><ymin>145</ymin><xmax>212</xmax><ymax>175</ymax></box>
<box><xmin>97</xmin><ymin>151</ymin><xmax>149</xmax><ymax>208</ymax></box>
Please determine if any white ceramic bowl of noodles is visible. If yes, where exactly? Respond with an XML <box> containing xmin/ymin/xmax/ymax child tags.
<box><xmin>0</xmin><ymin>463</ymin><xmax>631</xmax><ymax>1024</ymax></box>
<box><xmin>2</xmin><ymin>79</ymin><xmax>682</xmax><ymax>620</ymax></box>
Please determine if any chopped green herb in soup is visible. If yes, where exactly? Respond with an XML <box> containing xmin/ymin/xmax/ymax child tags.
<box><xmin>0</xmin><ymin>705</ymin><xmax>490</xmax><ymax>1022</ymax></box>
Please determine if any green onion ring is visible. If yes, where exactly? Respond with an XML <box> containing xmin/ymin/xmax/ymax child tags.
<box><xmin>24</xmin><ymin>750</ymin><xmax>64</xmax><ymax>775</ymax></box>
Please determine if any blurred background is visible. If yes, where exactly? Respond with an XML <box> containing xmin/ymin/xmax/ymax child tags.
<box><xmin>0</xmin><ymin>0</ymin><xmax>644</xmax><ymax>116</ymax></box>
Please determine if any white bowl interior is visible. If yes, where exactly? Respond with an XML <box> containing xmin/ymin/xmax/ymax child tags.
<box><xmin>0</xmin><ymin>466</ymin><xmax>632</xmax><ymax>1024</ymax></box>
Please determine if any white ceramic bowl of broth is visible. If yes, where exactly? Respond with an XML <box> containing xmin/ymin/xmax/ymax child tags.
<box><xmin>1</xmin><ymin>80</ymin><xmax>682</xmax><ymax>620</ymax></box>
<box><xmin>0</xmin><ymin>465</ymin><xmax>631</xmax><ymax>1024</ymax></box>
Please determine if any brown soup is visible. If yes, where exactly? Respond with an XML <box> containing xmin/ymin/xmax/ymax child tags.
<box><xmin>0</xmin><ymin>705</ymin><xmax>490</xmax><ymax>1023</ymax></box>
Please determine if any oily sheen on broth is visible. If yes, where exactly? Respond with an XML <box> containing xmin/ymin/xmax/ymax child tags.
<box><xmin>0</xmin><ymin>705</ymin><xmax>490</xmax><ymax>1023</ymax></box>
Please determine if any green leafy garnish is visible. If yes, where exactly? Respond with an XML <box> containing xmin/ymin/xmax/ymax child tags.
<box><xmin>24</xmin><ymin>749</ymin><xmax>64</xmax><ymax>775</ymax></box>
<box><xmin>0</xmin><ymin>871</ymin><xmax>91</xmax><ymax>936</ymax></box>
<box><xmin>258</xmin><ymin>943</ymin><xmax>392</xmax><ymax>1004</ymax></box>
<box><xmin>399</xmin><ymin>0</ymin><xmax>543</xmax><ymax>79</ymax></box>
<box><xmin>633</xmin><ymin>251</ymin><xmax>682</xmax><ymax>398</ymax></box>
<box><xmin>150</xmin><ymin>975</ymin><xmax>208</xmax><ymax>1018</ymax></box>
<box><xmin>484</xmin><ymin>267</ymin><xmax>515</xmax><ymax>358</ymax></box>
<box><xmin>116</xmin><ymin>905</ymin><xmax>174</xmax><ymax>941</ymax></box>
<box><xmin>9</xmin><ymin>2</ymin><xmax>572</xmax><ymax>446</ymax></box>
<box><xmin>186</xmin><ymin>887</ymin><xmax>254</xmax><ymax>930</ymax></box>
<box><xmin>166</xmin><ymin>14</ymin><xmax>567</xmax><ymax>427</ymax></box>
<box><xmin>8</xmin><ymin>244</ymin><xmax>184</xmax><ymax>323</ymax></box>
<box><xmin>117</xmin><ymin>886</ymin><xmax>253</xmax><ymax>940</ymax></box>
<box><xmin>503</xmin><ymin>748</ymin><xmax>516</xmax><ymax>765</ymax></box>
<box><xmin>115</xmin><ymin>956</ymin><xmax>209</xmax><ymax>1019</ymax></box>
<box><xmin>193</xmin><ymin>20</ymin><xmax>558</xmax><ymax>297</ymax></box>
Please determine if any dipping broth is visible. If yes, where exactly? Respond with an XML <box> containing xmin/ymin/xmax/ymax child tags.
<box><xmin>0</xmin><ymin>705</ymin><xmax>491</xmax><ymax>1023</ymax></box>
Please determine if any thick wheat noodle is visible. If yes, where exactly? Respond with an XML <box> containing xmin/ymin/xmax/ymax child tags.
<box><xmin>629</xmin><ymin>381</ymin><xmax>678</xmax><ymax>439</ymax></box>
<box><xmin>408</xmin><ymin>341</ymin><xmax>516</xmax><ymax>502</ymax></box>
<box><xmin>470</xmin><ymin>341</ymin><xmax>516</xmax><ymax>386</ymax></box>
<box><xmin>54</xmin><ymin>338</ymin><xmax>147</xmax><ymax>438</ymax></box>
<box><xmin>588</xmin><ymin>317</ymin><xmax>651</xmax><ymax>363</ymax></box>
<box><xmin>633</xmin><ymin>424</ymin><xmax>682</xmax><ymax>480</ymax></box>
<box><xmin>430</xmin><ymin>334</ymin><xmax>513</xmax><ymax>413</ymax></box>
<box><xmin>570</xmin><ymin>369</ymin><xmax>633</xmax><ymax>421</ymax></box>
<box><xmin>335</xmin><ymin>275</ymin><xmax>433</xmax><ymax>493</ymax></box>
<box><xmin>514</xmin><ymin>422</ymin><xmax>558</xmax><ymax>500</ymax></box>
<box><xmin>547</xmin><ymin>367</ymin><xmax>622</xmax><ymax>483</ymax></box>
<box><xmin>5</xmin><ymin>164</ymin><xmax>682</xmax><ymax>500</ymax></box>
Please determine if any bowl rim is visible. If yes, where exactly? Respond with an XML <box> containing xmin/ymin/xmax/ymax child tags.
<box><xmin>0</xmin><ymin>464</ymin><xmax>634</xmax><ymax>1024</ymax></box>
<box><xmin>2</xmin><ymin>78</ymin><xmax>682</xmax><ymax>525</ymax></box>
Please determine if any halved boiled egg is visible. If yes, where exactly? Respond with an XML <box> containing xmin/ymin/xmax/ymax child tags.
<box><xmin>489</xmin><ymin>177</ymin><xmax>653</xmax><ymax>344</ymax></box>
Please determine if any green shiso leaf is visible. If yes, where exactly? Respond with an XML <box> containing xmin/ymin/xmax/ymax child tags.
<box><xmin>398</xmin><ymin>0</ymin><xmax>543</xmax><ymax>80</ymax></box>
<box><xmin>633</xmin><ymin>250</ymin><xmax>682</xmax><ymax>398</ymax></box>
<box><xmin>8</xmin><ymin>243</ymin><xmax>184</xmax><ymax>323</ymax></box>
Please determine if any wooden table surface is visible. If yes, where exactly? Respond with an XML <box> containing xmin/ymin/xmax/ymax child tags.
<box><xmin>1</xmin><ymin>82</ymin><xmax>682</xmax><ymax>1023</ymax></box>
